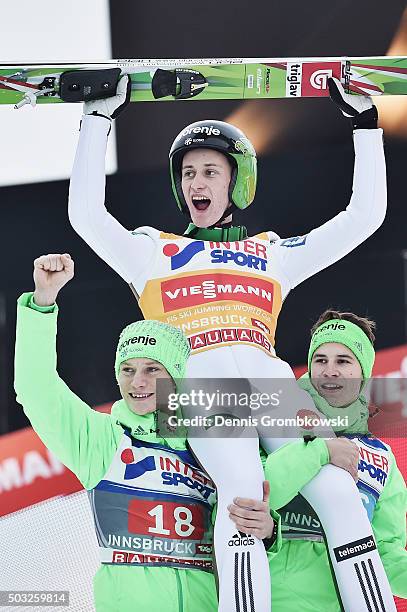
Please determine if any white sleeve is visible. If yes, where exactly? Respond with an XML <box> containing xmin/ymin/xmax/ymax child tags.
<box><xmin>275</xmin><ymin>129</ymin><xmax>386</xmax><ymax>289</ymax></box>
<box><xmin>68</xmin><ymin>114</ymin><xmax>155</xmax><ymax>287</ymax></box>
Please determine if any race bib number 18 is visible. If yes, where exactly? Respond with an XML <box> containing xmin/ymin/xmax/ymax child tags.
<box><xmin>128</xmin><ymin>500</ymin><xmax>205</xmax><ymax>540</ymax></box>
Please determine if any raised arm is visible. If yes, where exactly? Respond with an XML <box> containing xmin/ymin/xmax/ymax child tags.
<box><xmin>14</xmin><ymin>254</ymin><xmax>119</xmax><ymax>489</ymax></box>
<box><xmin>68</xmin><ymin>76</ymin><xmax>155</xmax><ymax>293</ymax></box>
<box><xmin>276</xmin><ymin>79</ymin><xmax>386</xmax><ymax>290</ymax></box>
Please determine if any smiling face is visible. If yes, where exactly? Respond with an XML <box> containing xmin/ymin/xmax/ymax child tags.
<box><xmin>181</xmin><ymin>148</ymin><xmax>233</xmax><ymax>227</ymax></box>
<box><xmin>310</xmin><ymin>342</ymin><xmax>363</xmax><ymax>407</ymax></box>
<box><xmin>117</xmin><ymin>357</ymin><xmax>173</xmax><ymax>415</ymax></box>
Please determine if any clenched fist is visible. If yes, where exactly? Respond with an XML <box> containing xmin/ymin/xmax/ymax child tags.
<box><xmin>33</xmin><ymin>253</ymin><xmax>74</xmax><ymax>306</ymax></box>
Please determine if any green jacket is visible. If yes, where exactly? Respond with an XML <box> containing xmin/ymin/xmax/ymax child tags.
<box><xmin>14</xmin><ymin>293</ymin><xmax>280</xmax><ymax>612</ymax></box>
<box><xmin>261</xmin><ymin>428</ymin><xmax>407</xmax><ymax>609</ymax></box>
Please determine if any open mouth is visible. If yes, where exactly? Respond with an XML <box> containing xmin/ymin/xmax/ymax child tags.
<box><xmin>320</xmin><ymin>383</ymin><xmax>343</xmax><ymax>392</ymax></box>
<box><xmin>129</xmin><ymin>393</ymin><xmax>154</xmax><ymax>401</ymax></box>
<box><xmin>192</xmin><ymin>195</ymin><xmax>211</xmax><ymax>211</ymax></box>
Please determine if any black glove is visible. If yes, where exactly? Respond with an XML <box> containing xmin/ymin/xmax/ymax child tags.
<box><xmin>84</xmin><ymin>74</ymin><xmax>131</xmax><ymax>121</ymax></box>
<box><xmin>328</xmin><ymin>77</ymin><xmax>378</xmax><ymax>130</ymax></box>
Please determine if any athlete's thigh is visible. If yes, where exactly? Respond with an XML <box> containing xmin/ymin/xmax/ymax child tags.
<box><xmin>188</xmin><ymin>433</ymin><xmax>264</xmax><ymax>499</ymax></box>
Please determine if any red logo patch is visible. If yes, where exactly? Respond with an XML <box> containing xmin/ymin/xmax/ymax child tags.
<box><xmin>301</xmin><ymin>62</ymin><xmax>342</xmax><ymax>97</ymax></box>
<box><xmin>161</xmin><ymin>274</ymin><xmax>274</xmax><ymax>312</ymax></box>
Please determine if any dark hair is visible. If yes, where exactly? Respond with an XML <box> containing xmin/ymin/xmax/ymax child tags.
<box><xmin>310</xmin><ymin>309</ymin><xmax>376</xmax><ymax>344</ymax></box>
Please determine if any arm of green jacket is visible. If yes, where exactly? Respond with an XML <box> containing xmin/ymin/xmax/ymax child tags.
<box><xmin>14</xmin><ymin>292</ymin><xmax>120</xmax><ymax>489</ymax></box>
<box><xmin>372</xmin><ymin>449</ymin><xmax>407</xmax><ymax>598</ymax></box>
<box><xmin>261</xmin><ymin>438</ymin><xmax>330</xmax><ymax>510</ymax></box>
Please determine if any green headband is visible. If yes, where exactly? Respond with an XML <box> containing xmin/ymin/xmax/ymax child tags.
<box><xmin>308</xmin><ymin>318</ymin><xmax>375</xmax><ymax>379</ymax></box>
<box><xmin>115</xmin><ymin>320</ymin><xmax>190</xmax><ymax>389</ymax></box>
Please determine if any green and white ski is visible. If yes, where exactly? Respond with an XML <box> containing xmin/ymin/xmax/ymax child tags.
<box><xmin>0</xmin><ymin>56</ymin><xmax>406</xmax><ymax>109</ymax></box>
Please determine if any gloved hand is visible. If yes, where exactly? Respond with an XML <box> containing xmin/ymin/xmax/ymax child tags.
<box><xmin>84</xmin><ymin>74</ymin><xmax>131</xmax><ymax>121</ymax></box>
<box><xmin>328</xmin><ymin>77</ymin><xmax>378</xmax><ymax>130</ymax></box>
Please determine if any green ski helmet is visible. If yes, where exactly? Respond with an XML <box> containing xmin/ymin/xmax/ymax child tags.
<box><xmin>169</xmin><ymin>120</ymin><xmax>257</xmax><ymax>215</ymax></box>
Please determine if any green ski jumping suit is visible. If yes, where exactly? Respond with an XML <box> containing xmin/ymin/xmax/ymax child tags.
<box><xmin>14</xmin><ymin>293</ymin><xmax>281</xmax><ymax>612</ymax></box>
<box><xmin>261</xmin><ymin>378</ymin><xmax>407</xmax><ymax>611</ymax></box>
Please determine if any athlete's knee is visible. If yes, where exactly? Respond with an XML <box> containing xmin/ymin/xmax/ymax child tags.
<box><xmin>302</xmin><ymin>464</ymin><xmax>359</xmax><ymax>514</ymax></box>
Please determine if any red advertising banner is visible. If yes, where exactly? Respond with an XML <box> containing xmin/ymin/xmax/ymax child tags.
<box><xmin>0</xmin><ymin>426</ymin><xmax>82</xmax><ymax>517</ymax></box>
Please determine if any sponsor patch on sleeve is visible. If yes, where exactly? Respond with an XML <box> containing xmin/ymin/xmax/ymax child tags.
<box><xmin>280</xmin><ymin>235</ymin><xmax>307</xmax><ymax>248</ymax></box>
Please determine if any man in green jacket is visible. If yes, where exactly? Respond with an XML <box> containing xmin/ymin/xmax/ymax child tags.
<box><xmin>229</xmin><ymin>309</ymin><xmax>407</xmax><ymax>610</ymax></box>
<box><xmin>14</xmin><ymin>253</ymin><xmax>280</xmax><ymax>612</ymax></box>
